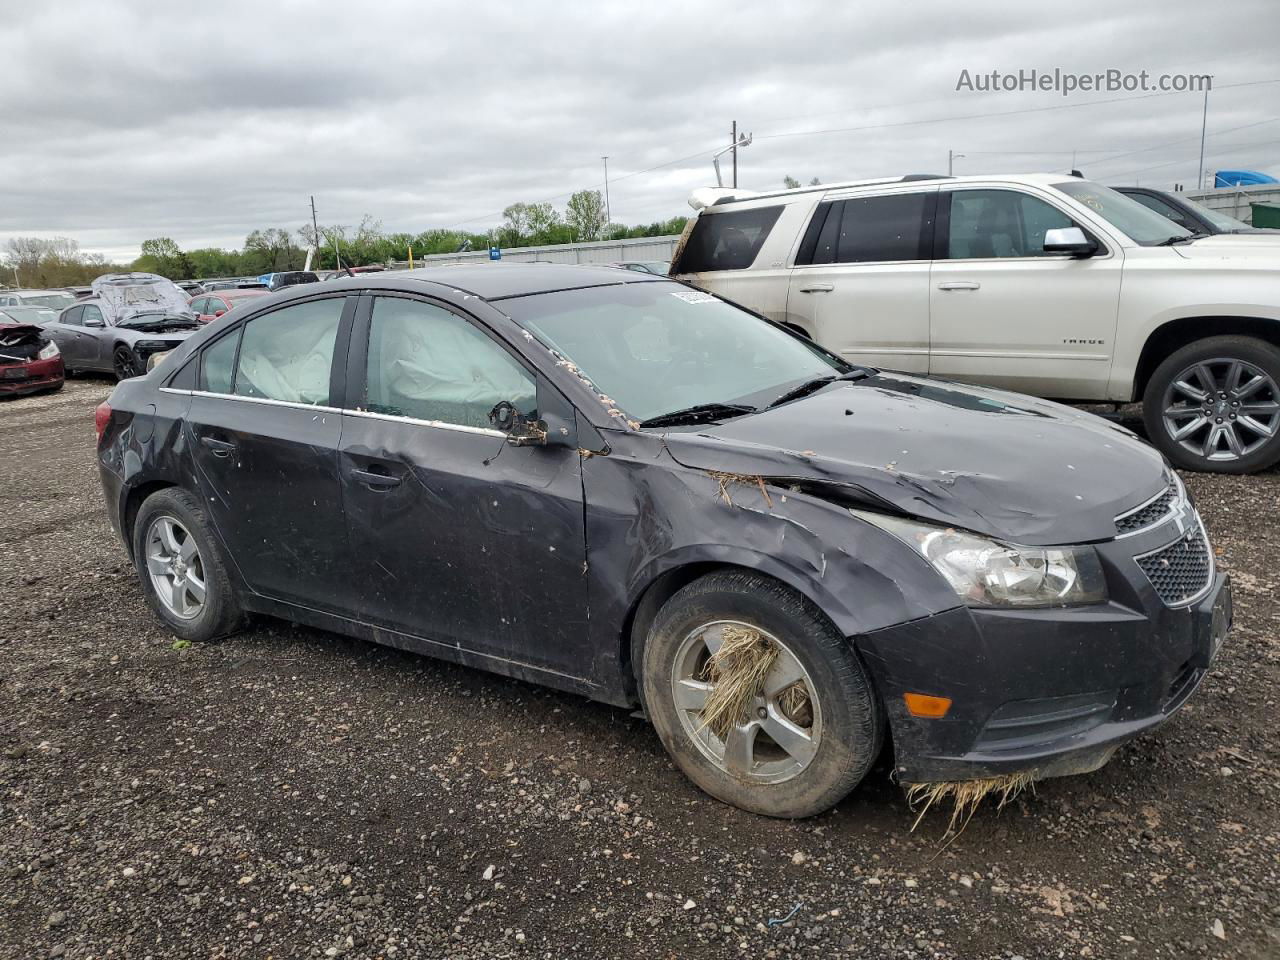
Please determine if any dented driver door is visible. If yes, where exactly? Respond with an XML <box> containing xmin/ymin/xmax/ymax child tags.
<box><xmin>338</xmin><ymin>294</ymin><xmax>592</xmax><ymax>681</ymax></box>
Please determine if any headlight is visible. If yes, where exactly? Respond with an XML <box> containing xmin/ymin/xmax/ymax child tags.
<box><xmin>37</xmin><ymin>341</ymin><xmax>59</xmax><ymax>360</ymax></box>
<box><xmin>854</xmin><ymin>511</ymin><xmax>1107</xmax><ymax>608</ymax></box>
<box><xmin>146</xmin><ymin>350</ymin><xmax>172</xmax><ymax>371</ymax></box>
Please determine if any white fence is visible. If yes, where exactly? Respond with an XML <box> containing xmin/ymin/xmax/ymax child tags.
<box><xmin>390</xmin><ymin>234</ymin><xmax>680</xmax><ymax>270</ymax></box>
<box><xmin>1182</xmin><ymin>184</ymin><xmax>1280</xmax><ymax>226</ymax></box>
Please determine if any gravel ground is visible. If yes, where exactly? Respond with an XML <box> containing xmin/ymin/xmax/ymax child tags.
<box><xmin>2</xmin><ymin>378</ymin><xmax>1278</xmax><ymax>960</ymax></box>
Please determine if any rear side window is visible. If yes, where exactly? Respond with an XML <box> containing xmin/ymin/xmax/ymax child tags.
<box><xmin>798</xmin><ymin>194</ymin><xmax>932</xmax><ymax>265</ymax></box>
<box><xmin>674</xmin><ymin>205</ymin><xmax>783</xmax><ymax>272</ymax></box>
<box><xmin>233</xmin><ymin>298</ymin><xmax>345</xmax><ymax>405</ymax></box>
<box><xmin>201</xmin><ymin>331</ymin><xmax>239</xmax><ymax>393</ymax></box>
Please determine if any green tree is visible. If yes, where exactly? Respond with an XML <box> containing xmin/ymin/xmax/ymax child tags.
<box><xmin>565</xmin><ymin>190</ymin><xmax>608</xmax><ymax>241</ymax></box>
<box><xmin>783</xmin><ymin>175</ymin><xmax>801</xmax><ymax>189</ymax></box>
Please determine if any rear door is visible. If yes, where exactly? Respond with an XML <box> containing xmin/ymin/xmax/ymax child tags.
<box><xmin>45</xmin><ymin>306</ymin><xmax>86</xmax><ymax>366</ymax></box>
<box><xmin>184</xmin><ymin>293</ymin><xmax>356</xmax><ymax>610</ymax></box>
<box><xmin>337</xmin><ymin>292</ymin><xmax>592</xmax><ymax>679</ymax></box>
<box><xmin>928</xmin><ymin>186</ymin><xmax>1122</xmax><ymax>399</ymax></box>
<box><xmin>785</xmin><ymin>187</ymin><xmax>936</xmax><ymax>373</ymax></box>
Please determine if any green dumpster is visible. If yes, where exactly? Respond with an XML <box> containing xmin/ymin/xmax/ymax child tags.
<box><xmin>1250</xmin><ymin>203</ymin><xmax>1280</xmax><ymax>228</ymax></box>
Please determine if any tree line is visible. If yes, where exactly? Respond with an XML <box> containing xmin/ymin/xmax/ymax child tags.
<box><xmin>1</xmin><ymin>189</ymin><xmax>690</xmax><ymax>287</ymax></box>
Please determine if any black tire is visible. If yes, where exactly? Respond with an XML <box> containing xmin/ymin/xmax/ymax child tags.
<box><xmin>1142</xmin><ymin>335</ymin><xmax>1280</xmax><ymax>474</ymax></box>
<box><xmin>640</xmin><ymin>570</ymin><xmax>883</xmax><ymax>818</ymax></box>
<box><xmin>131</xmin><ymin>488</ymin><xmax>243</xmax><ymax>643</ymax></box>
<box><xmin>113</xmin><ymin>345</ymin><xmax>141</xmax><ymax>381</ymax></box>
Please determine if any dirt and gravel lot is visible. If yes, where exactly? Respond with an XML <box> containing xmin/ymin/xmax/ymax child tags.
<box><xmin>2</xmin><ymin>378</ymin><xmax>1278</xmax><ymax>960</ymax></box>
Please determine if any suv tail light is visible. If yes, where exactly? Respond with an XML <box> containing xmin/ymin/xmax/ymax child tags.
<box><xmin>94</xmin><ymin>401</ymin><xmax>112</xmax><ymax>439</ymax></box>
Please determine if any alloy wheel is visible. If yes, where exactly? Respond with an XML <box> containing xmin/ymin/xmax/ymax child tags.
<box><xmin>114</xmin><ymin>347</ymin><xmax>140</xmax><ymax>380</ymax></box>
<box><xmin>670</xmin><ymin>620</ymin><xmax>821</xmax><ymax>784</ymax></box>
<box><xmin>1161</xmin><ymin>357</ymin><xmax>1280</xmax><ymax>462</ymax></box>
<box><xmin>145</xmin><ymin>515</ymin><xmax>207</xmax><ymax>620</ymax></box>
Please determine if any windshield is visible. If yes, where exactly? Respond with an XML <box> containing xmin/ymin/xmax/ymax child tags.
<box><xmin>1053</xmin><ymin>180</ymin><xmax>1193</xmax><ymax>245</ymax></box>
<box><xmin>22</xmin><ymin>293</ymin><xmax>76</xmax><ymax>310</ymax></box>
<box><xmin>1178</xmin><ymin>195</ymin><xmax>1250</xmax><ymax>232</ymax></box>
<box><xmin>0</xmin><ymin>306</ymin><xmax>56</xmax><ymax>324</ymax></box>
<box><xmin>503</xmin><ymin>281</ymin><xmax>846</xmax><ymax>423</ymax></box>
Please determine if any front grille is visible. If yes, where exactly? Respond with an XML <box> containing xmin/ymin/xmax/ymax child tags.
<box><xmin>1116</xmin><ymin>482</ymin><xmax>1179</xmax><ymax>536</ymax></box>
<box><xmin>1136</xmin><ymin>523</ymin><xmax>1212</xmax><ymax>606</ymax></box>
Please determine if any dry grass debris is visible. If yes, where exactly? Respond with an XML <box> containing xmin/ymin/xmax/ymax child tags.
<box><xmin>698</xmin><ymin>625</ymin><xmax>778</xmax><ymax>740</ymax></box>
<box><xmin>906</xmin><ymin>771</ymin><xmax>1038</xmax><ymax>838</ymax></box>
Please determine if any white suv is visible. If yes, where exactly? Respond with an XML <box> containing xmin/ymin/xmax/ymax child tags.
<box><xmin>671</xmin><ymin>174</ymin><xmax>1280</xmax><ymax>473</ymax></box>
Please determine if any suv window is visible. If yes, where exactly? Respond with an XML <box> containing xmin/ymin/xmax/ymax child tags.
<box><xmin>944</xmin><ymin>190</ymin><xmax>1076</xmax><ymax>259</ymax></box>
<box><xmin>1124</xmin><ymin>192</ymin><xmax>1194</xmax><ymax>230</ymax></box>
<box><xmin>798</xmin><ymin>193</ymin><xmax>932</xmax><ymax>265</ymax></box>
<box><xmin>364</xmin><ymin>296</ymin><xmax>536</xmax><ymax>430</ymax></box>
<box><xmin>675</xmin><ymin>205</ymin><xmax>783</xmax><ymax>272</ymax></box>
<box><xmin>232</xmin><ymin>298</ymin><xmax>345</xmax><ymax>405</ymax></box>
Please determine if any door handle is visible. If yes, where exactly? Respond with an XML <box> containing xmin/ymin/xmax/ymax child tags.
<box><xmin>937</xmin><ymin>281</ymin><xmax>981</xmax><ymax>291</ymax></box>
<box><xmin>351</xmin><ymin>467</ymin><xmax>402</xmax><ymax>490</ymax></box>
<box><xmin>799</xmin><ymin>283</ymin><xmax>834</xmax><ymax>293</ymax></box>
<box><xmin>200</xmin><ymin>436</ymin><xmax>236</xmax><ymax>457</ymax></box>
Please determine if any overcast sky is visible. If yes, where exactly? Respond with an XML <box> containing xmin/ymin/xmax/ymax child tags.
<box><xmin>2</xmin><ymin>0</ymin><xmax>1277</xmax><ymax>262</ymax></box>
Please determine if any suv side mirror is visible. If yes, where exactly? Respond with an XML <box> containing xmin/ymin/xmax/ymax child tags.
<box><xmin>1043</xmin><ymin>227</ymin><xmax>1098</xmax><ymax>258</ymax></box>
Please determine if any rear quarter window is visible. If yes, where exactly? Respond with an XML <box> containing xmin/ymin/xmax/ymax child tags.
<box><xmin>674</xmin><ymin>205</ymin><xmax>783</xmax><ymax>273</ymax></box>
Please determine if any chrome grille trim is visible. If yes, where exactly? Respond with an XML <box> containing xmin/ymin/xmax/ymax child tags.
<box><xmin>1116</xmin><ymin>472</ymin><xmax>1184</xmax><ymax>538</ymax></box>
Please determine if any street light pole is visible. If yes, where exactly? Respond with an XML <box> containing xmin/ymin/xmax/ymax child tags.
<box><xmin>732</xmin><ymin>121</ymin><xmax>738</xmax><ymax>188</ymax></box>
<box><xmin>948</xmin><ymin>150</ymin><xmax>965</xmax><ymax>176</ymax></box>
<box><xmin>1197</xmin><ymin>85</ymin><xmax>1210</xmax><ymax>191</ymax></box>
<box><xmin>601</xmin><ymin>156</ymin><xmax>612</xmax><ymax>226</ymax></box>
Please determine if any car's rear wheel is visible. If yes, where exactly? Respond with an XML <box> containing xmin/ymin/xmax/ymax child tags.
<box><xmin>640</xmin><ymin>570</ymin><xmax>883</xmax><ymax>818</ymax></box>
<box><xmin>113</xmin><ymin>346</ymin><xmax>141</xmax><ymax>380</ymax></box>
<box><xmin>132</xmin><ymin>488</ymin><xmax>242</xmax><ymax>643</ymax></box>
<box><xmin>1143</xmin><ymin>335</ymin><xmax>1280</xmax><ymax>473</ymax></box>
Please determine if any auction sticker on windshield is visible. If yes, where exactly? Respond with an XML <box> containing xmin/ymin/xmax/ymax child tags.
<box><xmin>669</xmin><ymin>291</ymin><xmax>717</xmax><ymax>304</ymax></box>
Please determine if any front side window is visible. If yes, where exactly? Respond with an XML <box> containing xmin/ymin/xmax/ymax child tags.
<box><xmin>1052</xmin><ymin>179</ymin><xmax>1191</xmax><ymax>246</ymax></box>
<box><xmin>233</xmin><ymin>297</ymin><xmax>344</xmax><ymax>405</ymax></box>
<box><xmin>674</xmin><ymin>205</ymin><xmax>783</xmax><ymax>273</ymax></box>
<box><xmin>504</xmin><ymin>281</ymin><xmax>845</xmax><ymax>423</ymax></box>
<box><xmin>364</xmin><ymin>296</ymin><xmax>536</xmax><ymax>430</ymax></box>
<box><xmin>945</xmin><ymin>190</ymin><xmax>1076</xmax><ymax>259</ymax></box>
<box><xmin>81</xmin><ymin>305</ymin><xmax>104</xmax><ymax>325</ymax></box>
<box><xmin>201</xmin><ymin>330</ymin><xmax>239</xmax><ymax>393</ymax></box>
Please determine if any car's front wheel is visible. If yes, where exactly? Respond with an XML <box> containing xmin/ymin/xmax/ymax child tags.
<box><xmin>640</xmin><ymin>571</ymin><xmax>883</xmax><ymax>818</ymax></box>
<box><xmin>113</xmin><ymin>346</ymin><xmax>141</xmax><ymax>380</ymax></box>
<box><xmin>132</xmin><ymin>488</ymin><xmax>243</xmax><ymax>642</ymax></box>
<box><xmin>1143</xmin><ymin>335</ymin><xmax>1280</xmax><ymax>473</ymax></box>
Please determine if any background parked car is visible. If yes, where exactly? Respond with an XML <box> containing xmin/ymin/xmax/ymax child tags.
<box><xmin>0</xmin><ymin>289</ymin><xmax>78</xmax><ymax>311</ymax></box>
<box><xmin>177</xmin><ymin>280</ymin><xmax>207</xmax><ymax>297</ymax></box>
<box><xmin>190</xmin><ymin>288</ymin><xmax>269</xmax><ymax>323</ymax></box>
<box><xmin>0</xmin><ymin>305</ymin><xmax>59</xmax><ymax>326</ymax></box>
<box><xmin>607</xmin><ymin>260</ymin><xmax>671</xmax><ymax>275</ymax></box>
<box><xmin>42</xmin><ymin>273</ymin><xmax>200</xmax><ymax>379</ymax></box>
<box><xmin>0</xmin><ymin>320</ymin><xmax>63</xmax><ymax>396</ymax></box>
<box><xmin>1112</xmin><ymin>186</ymin><xmax>1280</xmax><ymax>236</ymax></box>
<box><xmin>673</xmin><ymin>173</ymin><xmax>1280</xmax><ymax>474</ymax></box>
<box><xmin>263</xmin><ymin>270</ymin><xmax>320</xmax><ymax>292</ymax></box>
<box><xmin>203</xmin><ymin>279</ymin><xmax>269</xmax><ymax>291</ymax></box>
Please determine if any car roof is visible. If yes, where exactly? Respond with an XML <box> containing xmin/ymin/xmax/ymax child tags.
<box><xmin>693</xmin><ymin>172</ymin><xmax>1087</xmax><ymax>210</ymax></box>
<box><xmin>316</xmin><ymin>262</ymin><xmax>668</xmax><ymax>302</ymax></box>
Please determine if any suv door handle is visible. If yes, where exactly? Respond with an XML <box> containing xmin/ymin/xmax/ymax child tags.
<box><xmin>351</xmin><ymin>466</ymin><xmax>403</xmax><ymax>490</ymax></box>
<box><xmin>799</xmin><ymin>283</ymin><xmax>834</xmax><ymax>293</ymax></box>
<box><xmin>200</xmin><ymin>436</ymin><xmax>236</xmax><ymax>457</ymax></box>
<box><xmin>937</xmin><ymin>281</ymin><xmax>981</xmax><ymax>291</ymax></box>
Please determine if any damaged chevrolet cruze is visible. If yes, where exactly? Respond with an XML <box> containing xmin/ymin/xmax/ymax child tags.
<box><xmin>95</xmin><ymin>264</ymin><xmax>1232</xmax><ymax>818</ymax></box>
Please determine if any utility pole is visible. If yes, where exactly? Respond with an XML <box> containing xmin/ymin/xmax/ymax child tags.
<box><xmin>310</xmin><ymin>195</ymin><xmax>322</xmax><ymax>269</ymax></box>
<box><xmin>732</xmin><ymin>121</ymin><xmax>738</xmax><ymax>188</ymax></box>
<box><xmin>1197</xmin><ymin>85</ymin><xmax>1210</xmax><ymax>191</ymax></box>
<box><xmin>601</xmin><ymin>156</ymin><xmax>612</xmax><ymax>226</ymax></box>
<box><xmin>948</xmin><ymin>150</ymin><xmax>965</xmax><ymax>176</ymax></box>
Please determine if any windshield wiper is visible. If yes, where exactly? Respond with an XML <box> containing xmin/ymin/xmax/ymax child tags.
<box><xmin>767</xmin><ymin>367</ymin><xmax>874</xmax><ymax>409</ymax></box>
<box><xmin>1155</xmin><ymin>232</ymin><xmax>1206</xmax><ymax>246</ymax></box>
<box><xmin>638</xmin><ymin>402</ymin><xmax>757</xmax><ymax>428</ymax></box>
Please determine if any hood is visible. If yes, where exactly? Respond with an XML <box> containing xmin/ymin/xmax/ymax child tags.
<box><xmin>91</xmin><ymin>273</ymin><xmax>193</xmax><ymax>322</ymax></box>
<box><xmin>1173</xmin><ymin>235</ymin><xmax>1280</xmax><ymax>260</ymax></box>
<box><xmin>660</xmin><ymin>373</ymin><xmax>1167</xmax><ymax>546</ymax></box>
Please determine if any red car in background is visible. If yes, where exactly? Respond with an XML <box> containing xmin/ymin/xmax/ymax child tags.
<box><xmin>0</xmin><ymin>318</ymin><xmax>64</xmax><ymax>396</ymax></box>
<box><xmin>188</xmin><ymin>288</ymin><xmax>270</xmax><ymax>323</ymax></box>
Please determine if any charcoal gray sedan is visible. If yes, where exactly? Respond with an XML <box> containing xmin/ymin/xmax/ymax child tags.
<box><xmin>94</xmin><ymin>265</ymin><xmax>1231</xmax><ymax>817</ymax></box>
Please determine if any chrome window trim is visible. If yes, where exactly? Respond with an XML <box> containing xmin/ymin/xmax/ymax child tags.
<box><xmin>342</xmin><ymin>406</ymin><xmax>505</xmax><ymax>438</ymax></box>
<box><xmin>1132</xmin><ymin>512</ymin><xmax>1216</xmax><ymax>609</ymax></box>
<box><xmin>1115</xmin><ymin>473</ymin><xmax>1186</xmax><ymax>539</ymax></box>
<box><xmin>161</xmin><ymin>386</ymin><xmax>505</xmax><ymax>438</ymax></box>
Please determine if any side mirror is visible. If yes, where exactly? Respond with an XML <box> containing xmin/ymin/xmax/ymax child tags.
<box><xmin>214</xmin><ymin>309</ymin><xmax>226</xmax><ymax>317</ymax></box>
<box><xmin>84</xmin><ymin>316</ymin><xmax>105</xmax><ymax>328</ymax></box>
<box><xmin>489</xmin><ymin>400</ymin><xmax>548</xmax><ymax>446</ymax></box>
<box><xmin>1043</xmin><ymin>226</ymin><xmax>1098</xmax><ymax>258</ymax></box>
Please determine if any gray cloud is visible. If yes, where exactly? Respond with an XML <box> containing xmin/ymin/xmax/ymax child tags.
<box><xmin>2</xmin><ymin>0</ymin><xmax>1276</xmax><ymax>262</ymax></box>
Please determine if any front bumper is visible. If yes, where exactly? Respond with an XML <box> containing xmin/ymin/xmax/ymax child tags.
<box><xmin>0</xmin><ymin>356</ymin><xmax>64</xmax><ymax>395</ymax></box>
<box><xmin>858</xmin><ymin>568</ymin><xmax>1232</xmax><ymax>784</ymax></box>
